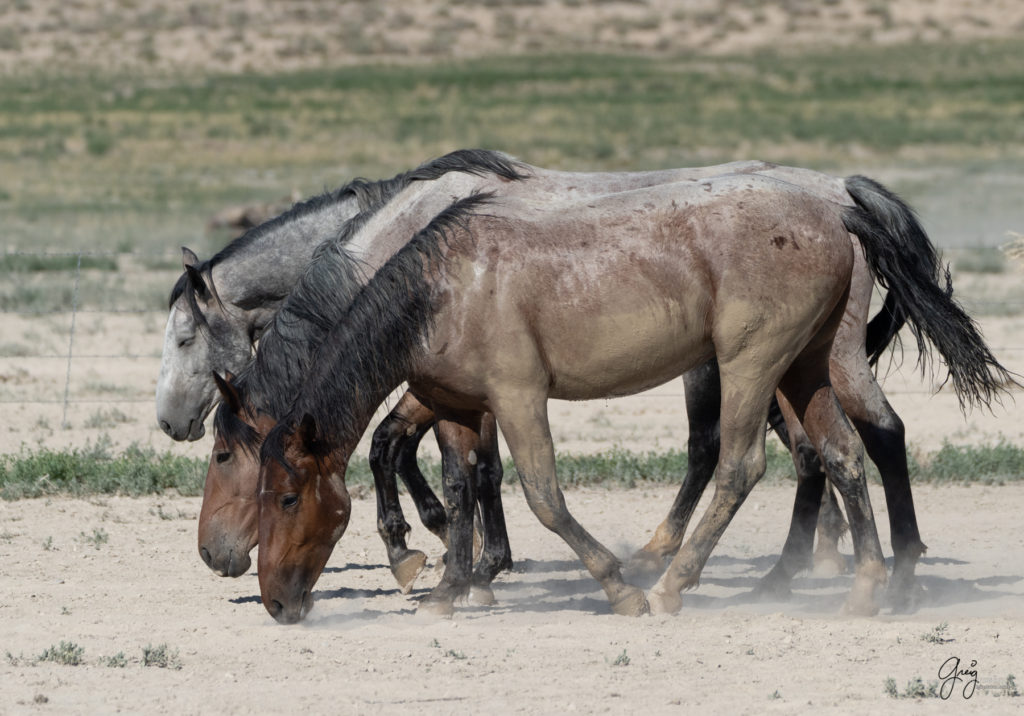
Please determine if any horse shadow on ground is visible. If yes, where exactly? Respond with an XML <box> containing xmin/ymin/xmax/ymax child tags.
<box><xmin>226</xmin><ymin>554</ymin><xmax>1023</xmax><ymax>620</ymax></box>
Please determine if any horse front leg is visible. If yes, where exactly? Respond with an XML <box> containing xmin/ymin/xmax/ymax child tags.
<box><xmin>368</xmin><ymin>412</ymin><xmax>428</xmax><ymax>594</ymax></box>
<box><xmin>648</xmin><ymin>366</ymin><xmax>777</xmax><ymax>615</ymax></box>
<box><xmin>417</xmin><ymin>409</ymin><xmax>484</xmax><ymax>617</ymax></box>
<box><xmin>468</xmin><ymin>412</ymin><xmax>513</xmax><ymax>605</ymax></box>
<box><xmin>628</xmin><ymin>361</ymin><xmax>721</xmax><ymax>577</ymax></box>
<box><xmin>494</xmin><ymin>392</ymin><xmax>648</xmax><ymax>616</ymax></box>
<box><xmin>755</xmin><ymin>396</ymin><xmax>828</xmax><ymax>599</ymax></box>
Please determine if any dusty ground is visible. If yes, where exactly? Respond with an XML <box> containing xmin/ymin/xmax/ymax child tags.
<box><xmin>1</xmin><ymin>482</ymin><xmax>1022</xmax><ymax>714</ymax></box>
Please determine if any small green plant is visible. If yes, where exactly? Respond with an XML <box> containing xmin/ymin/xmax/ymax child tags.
<box><xmin>142</xmin><ymin>643</ymin><xmax>182</xmax><ymax>670</ymax></box>
<box><xmin>429</xmin><ymin>638</ymin><xmax>441</xmax><ymax>648</ymax></box>
<box><xmin>769</xmin><ymin>690</ymin><xmax>782</xmax><ymax>700</ymax></box>
<box><xmin>444</xmin><ymin>649</ymin><xmax>467</xmax><ymax>660</ymax></box>
<box><xmin>611</xmin><ymin>649</ymin><xmax>630</xmax><ymax>666</ymax></box>
<box><xmin>921</xmin><ymin>622</ymin><xmax>953</xmax><ymax>644</ymax></box>
<box><xmin>902</xmin><ymin>677</ymin><xmax>940</xmax><ymax>699</ymax></box>
<box><xmin>61</xmin><ymin>606</ymin><xmax>71</xmax><ymax>615</ymax></box>
<box><xmin>151</xmin><ymin>504</ymin><xmax>187</xmax><ymax>520</ymax></box>
<box><xmin>884</xmin><ymin>678</ymin><xmax>899</xmax><ymax>697</ymax></box>
<box><xmin>103</xmin><ymin>652</ymin><xmax>128</xmax><ymax>668</ymax></box>
<box><xmin>1004</xmin><ymin>674</ymin><xmax>1020</xmax><ymax>697</ymax></box>
<box><xmin>41</xmin><ymin>536</ymin><xmax>54</xmax><ymax>551</ymax></box>
<box><xmin>38</xmin><ymin>641</ymin><xmax>85</xmax><ymax>666</ymax></box>
<box><xmin>78</xmin><ymin>528</ymin><xmax>109</xmax><ymax>550</ymax></box>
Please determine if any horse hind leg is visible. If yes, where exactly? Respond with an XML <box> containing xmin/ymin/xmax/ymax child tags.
<box><xmin>833</xmin><ymin>360</ymin><xmax>927</xmax><ymax>612</ymax></box>
<box><xmin>777</xmin><ymin>348</ymin><xmax>887</xmax><ymax>616</ymax></box>
<box><xmin>814</xmin><ymin>484</ymin><xmax>849</xmax><ymax>576</ymax></box>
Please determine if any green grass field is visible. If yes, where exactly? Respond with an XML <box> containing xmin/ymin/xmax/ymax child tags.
<box><xmin>3</xmin><ymin>439</ymin><xmax>1022</xmax><ymax>500</ymax></box>
<box><xmin>2</xmin><ymin>40</ymin><xmax>1022</xmax><ymax>257</ymax></box>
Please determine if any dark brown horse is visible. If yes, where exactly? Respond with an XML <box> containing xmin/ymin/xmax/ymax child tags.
<box><xmin>254</xmin><ymin>175</ymin><xmax>1011</xmax><ymax>623</ymax></box>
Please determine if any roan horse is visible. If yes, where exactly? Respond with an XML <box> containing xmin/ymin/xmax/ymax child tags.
<box><xmin>180</xmin><ymin>151</ymin><xmax>874</xmax><ymax>590</ymax></box>
<box><xmin>253</xmin><ymin>175</ymin><xmax>1011</xmax><ymax>623</ymax></box>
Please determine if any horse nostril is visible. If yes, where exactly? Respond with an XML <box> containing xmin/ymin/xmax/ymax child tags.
<box><xmin>200</xmin><ymin>546</ymin><xmax>212</xmax><ymax>566</ymax></box>
<box><xmin>159</xmin><ymin>420</ymin><xmax>173</xmax><ymax>435</ymax></box>
<box><xmin>270</xmin><ymin>600</ymin><xmax>284</xmax><ymax>617</ymax></box>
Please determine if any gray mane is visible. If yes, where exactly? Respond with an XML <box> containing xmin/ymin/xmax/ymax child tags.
<box><xmin>168</xmin><ymin>148</ymin><xmax>528</xmax><ymax>326</ymax></box>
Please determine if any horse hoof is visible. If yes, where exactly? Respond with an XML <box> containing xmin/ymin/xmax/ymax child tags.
<box><xmin>886</xmin><ymin>577</ymin><xmax>926</xmax><ymax>614</ymax></box>
<box><xmin>647</xmin><ymin>587</ymin><xmax>682</xmax><ymax>616</ymax></box>
<box><xmin>416</xmin><ymin>598</ymin><xmax>455</xmax><ymax>620</ymax></box>
<box><xmin>623</xmin><ymin>549</ymin><xmax>664</xmax><ymax>581</ymax></box>
<box><xmin>841</xmin><ymin>595</ymin><xmax>880</xmax><ymax>617</ymax></box>
<box><xmin>611</xmin><ymin>585</ymin><xmax>649</xmax><ymax>617</ymax></box>
<box><xmin>393</xmin><ymin>551</ymin><xmax>428</xmax><ymax>595</ymax></box>
<box><xmin>468</xmin><ymin>584</ymin><xmax>496</xmax><ymax>606</ymax></box>
<box><xmin>812</xmin><ymin>549</ymin><xmax>847</xmax><ymax>577</ymax></box>
<box><xmin>753</xmin><ymin>574</ymin><xmax>793</xmax><ymax>602</ymax></box>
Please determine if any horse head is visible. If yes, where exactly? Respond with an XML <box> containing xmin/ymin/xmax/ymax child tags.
<box><xmin>156</xmin><ymin>247</ymin><xmax>253</xmax><ymax>441</ymax></box>
<box><xmin>197</xmin><ymin>373</ymin><xmax>270</xmax><ymax>577</ymax></box>
<box><xmin>257</xmin><ymin>415</ymin><xmax>352</xmax><ymax>624</ymax></box>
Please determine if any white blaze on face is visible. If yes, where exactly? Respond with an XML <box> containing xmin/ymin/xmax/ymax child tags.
<box><xmin>467</xmin><ymin>450</ymin><xmax>478</xmax><ymax>466</ymax></box>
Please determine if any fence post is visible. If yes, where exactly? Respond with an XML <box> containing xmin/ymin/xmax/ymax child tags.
<box><xmin>60</xmin><ymin>251</ymin><xmax>82</xmax><ymax>429</ymax></box>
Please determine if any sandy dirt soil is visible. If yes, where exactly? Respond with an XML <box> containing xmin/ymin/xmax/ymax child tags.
<box><xmin>1</xmin><ymin>482</ymin><xmax>1023</xmax><ymax>714</ymax></box>
<box><xmin>2</xmin><ymin>1</ymin><xmax>1022</xmax><ymax>74</ymax></box>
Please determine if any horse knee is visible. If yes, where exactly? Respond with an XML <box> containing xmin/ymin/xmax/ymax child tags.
<box><xmin>718</xmin><ymin>449</ymin><xmax>767</xmax><ymax>492</ymax></box>
<box><xmin>519</xmin><ymin>478</ymin><xmax>568</xmax><ymax>532</ymax></box>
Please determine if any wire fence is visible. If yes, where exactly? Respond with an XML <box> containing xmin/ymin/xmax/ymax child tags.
<box><xmin>2</xmin><ymin>249</ymin><xmax>1024</xmax><ymax>429</ymax></box>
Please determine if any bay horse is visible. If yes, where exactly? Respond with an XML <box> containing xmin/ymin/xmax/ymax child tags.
<box><xmin>254</xmin><ymin>176</ymin><xmax>1011</xmax><ymax>623</ymax></box>
<box><xmin>183</xmin><ymin>151</ymin><xmax>870</xmax><ymax>590</ymax></box>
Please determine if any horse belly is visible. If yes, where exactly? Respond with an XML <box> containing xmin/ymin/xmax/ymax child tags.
<box><xmin>541</xmin><ymin>302</ymin><xmax>711</xmax><ymax>401</ymax></box>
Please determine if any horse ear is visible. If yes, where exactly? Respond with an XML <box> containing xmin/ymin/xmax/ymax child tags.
<box><xmin>181</xmin><ymin>246</ymin><xmax>199</xmax><ymax>269</ymax></box>
<box><xmin>185</xmin><ymin>263</ymin><xmax>209</xmax><ymax>300</ymax></box>
<box><xmin>297</xmin><ymin>413</ymin><xmax>318</xmax><ymax>450</ymax></box>
<box><xmin>212</xmin><ymin>372</ymin><xmax>242</xmax><ymax>414</ymax></box>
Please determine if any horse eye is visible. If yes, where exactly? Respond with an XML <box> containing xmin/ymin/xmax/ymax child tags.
<box><xmin>177</xmin><ymin>337</ymin><xmax>194</xmax><ymax>349</ymax></box>
<box><xmin>215</xmin><ymin>452</ymin><xmax>231</xmax><ymax>464</ymax></box>
<box><xmin>280</xmin><ymin>494</ymin><xmax>299</xmax><ymax>510</ymax></box>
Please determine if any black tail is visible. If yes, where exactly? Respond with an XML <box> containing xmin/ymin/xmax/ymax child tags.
<box><xmin>864</xmin><ymin>291</ymin><xmax>903</xmax><ymax>369</ymax></box>
<box><xmin>842</xmin><ymin>175</ymin><xmax>1016</xmax><ymax>411</ymax></box>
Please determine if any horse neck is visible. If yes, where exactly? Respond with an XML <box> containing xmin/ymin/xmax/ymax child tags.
<box><xmin>208</xmin><ymin>195</ymin><xmax>361</xmax><ymax>330</ymax></box>
<box><xmin>344</xmin><ymin>173</ymin><xmax>488</xmax><ymax>278</ymax></box>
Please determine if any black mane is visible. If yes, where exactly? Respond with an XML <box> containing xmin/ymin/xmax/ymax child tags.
<box><xmin>213</xmin><ymin>399</ymin><xmax>263</xmax><ymax>458</ymax></box>
<box><xmin>260</xmin><ymin>192</ymin><xmax>496</xmax><ymax>464</ymax></box>
<box><xmin>167</xmin><ymin>148</ymin><xmax>528</xmax><ymax>317</ymax></box>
